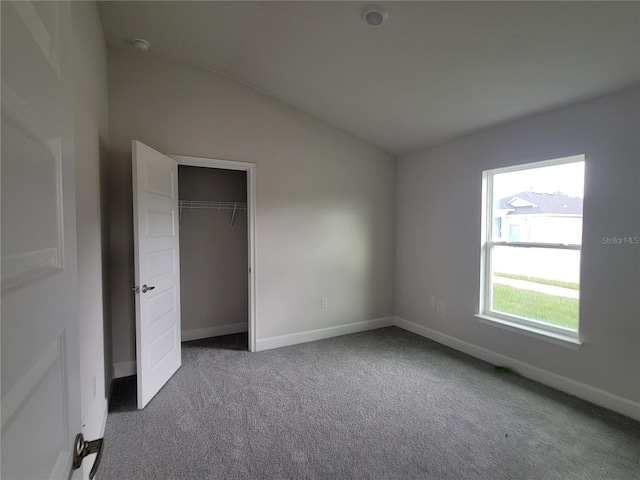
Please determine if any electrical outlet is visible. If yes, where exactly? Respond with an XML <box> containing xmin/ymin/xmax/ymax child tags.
<box><xmin>436</xmin><ymin>300</ymin><xmax>445</xmax><ymax>312</ymax></box>
<box><xmin>321</xmin><ymin>298</ymin><xmax>328</xmax><ymax>309</ymax></box>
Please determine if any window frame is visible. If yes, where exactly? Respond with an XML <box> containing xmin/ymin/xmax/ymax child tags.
<box><xmin>478</xmin><ymin>155</ymin><xmax>584</xmax><ymax>347</ymax></box>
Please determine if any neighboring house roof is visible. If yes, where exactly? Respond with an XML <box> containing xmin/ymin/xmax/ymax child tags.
<box><xmin>496</xmin><ymin>191</ymin><xmax>583</xmax><ymax>215</ymax></box>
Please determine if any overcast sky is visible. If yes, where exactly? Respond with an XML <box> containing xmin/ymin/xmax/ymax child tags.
<box><xmin>493</xmin><ymin>155</ymin><xmax>585</xmax><ymax>199</ymax></box>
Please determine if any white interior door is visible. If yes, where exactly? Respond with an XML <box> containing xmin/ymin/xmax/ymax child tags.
<box><xmin>132</xmin><ymin>140</ymin><xmax>182</xmax><ymax>409</ymax></box>
<box><xmin>1</xmin><ymin>2</ymin><xmax>83</xmax><ymax>479</ymax></box>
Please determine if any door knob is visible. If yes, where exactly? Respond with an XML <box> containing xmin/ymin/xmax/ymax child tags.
<box><xmin>72</xmin><ymin>433</ymin><xmax>104</xmax><ymax>479</ymax></box>
<box><xmin>141</xmin><ymin>284</ymin><xmax>155</xmax><ymax>293</ymax></box>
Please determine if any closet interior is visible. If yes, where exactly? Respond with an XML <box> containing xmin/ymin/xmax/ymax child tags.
<box><xmin>178</xmin><ymin>165</ymin><xmax>248</xmax><ymax>344</ymax></box>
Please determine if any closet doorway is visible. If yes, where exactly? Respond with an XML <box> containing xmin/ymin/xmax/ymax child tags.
<box><xmin>172</xmin><ymin>155</ymin><xmax>256</xmax><ymax>352</ymax></box>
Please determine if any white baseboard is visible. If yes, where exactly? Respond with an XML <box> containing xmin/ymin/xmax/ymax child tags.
<box><xmin>394</xmin><ymin>316</ymin><xmax>640</xmax><ymax>421</ymax></box>
<box><xmin>112</xmin><ymin>360</ymin><xmax>136</xmax><ymax>379</ymax></box>
<box><xmin>255</xmin><ymin>316</ymin><xmax>394</xmax><ymax>352</ymax></box>
<box><xmin>181</xmin><ymin>322</ymin><xmax>248</xmax><ymax>342</ymax></box>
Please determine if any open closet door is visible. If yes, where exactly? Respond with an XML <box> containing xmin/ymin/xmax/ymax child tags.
<box><xmin>132</xmin><ymin>140</ymin><xmax>182</xmax><ymax>409</ymax></box>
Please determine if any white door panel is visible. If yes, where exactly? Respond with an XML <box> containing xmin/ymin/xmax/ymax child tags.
<box><xmin>133</xmin><ymin>141</ymin><xmax>182</xmax><ymax>409</ymax></box>
<box><xmin>1</xmin><ymin>2</ymin><xmax>83</xmax><ymax>479</ymax></box>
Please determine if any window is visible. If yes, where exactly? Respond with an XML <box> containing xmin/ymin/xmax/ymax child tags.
<box><xmin>478</xmin><ymin>155</ymin><xmax>585</xmax><ymax>346</ymax></box>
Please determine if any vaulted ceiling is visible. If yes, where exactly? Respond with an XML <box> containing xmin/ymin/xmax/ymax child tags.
<box><xmin>98</xmin><ymin>1</ymin><xmax>640</xmax><ymax>155</ymax></box>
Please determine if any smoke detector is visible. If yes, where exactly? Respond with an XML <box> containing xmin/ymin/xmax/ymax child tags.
<box><xmin>361</xmin><ymin>5</ymin><xmax>388</xmax><ymax>27</ymax></box>
<box><xmin>131</xmin><ymin>38</ymin><xmax>151</xmax><ymax>51</ymax></box>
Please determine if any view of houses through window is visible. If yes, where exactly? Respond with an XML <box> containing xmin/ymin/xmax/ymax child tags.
<box><xmin>481</xmin><ymin>156</ymin><xmax>585</xmax><ymax>340</ymax></box>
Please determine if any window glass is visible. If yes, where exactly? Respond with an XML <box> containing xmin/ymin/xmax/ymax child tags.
<box><xmin>481</xmin><ymin>155</ymin><xmax>584</xmax><ymax>338</ymax></box>
<box><xmin>491</xmin><ymin>161</ymin><xmax>584</xmax><ymax>245</ymax></box>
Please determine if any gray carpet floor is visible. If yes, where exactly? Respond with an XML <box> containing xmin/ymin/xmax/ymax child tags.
<box><xmin>100</xmin><ymin>327</ymin><xmax>640</xmax><ymax>479</ymax></box>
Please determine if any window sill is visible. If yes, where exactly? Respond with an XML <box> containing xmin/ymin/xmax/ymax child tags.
<box><xmin>475</xmin><ymin>314</ymin><xmax>582</xmax><ymax>350</ymax></box>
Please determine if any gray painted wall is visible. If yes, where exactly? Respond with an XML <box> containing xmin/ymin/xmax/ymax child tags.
<box><xmin>71</xmin><ymin>1</ymin><xmax>110</xmax><ymax>442</ymax></box>
<box><xmin>178</xmin><ymin>166</ymin><xmax>248</xmax><ymax>338</ymax></box>
<box><xmin>107</xmin><ymin>50</ymin><xmax>395</xmax><ymax>368</ymax></box>
<box><xmin>395</xmin><ymin>88</ymin><xmax>640</xmax><ymax>403</ymax></box>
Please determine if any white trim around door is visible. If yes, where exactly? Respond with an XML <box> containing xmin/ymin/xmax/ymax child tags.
<box><xmin>170</xmin><ymin>155</ymin><xmax>257</xmax><ymax>352</ymax></box>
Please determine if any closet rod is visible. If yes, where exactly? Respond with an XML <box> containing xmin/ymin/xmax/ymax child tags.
<box><xmin>179</xmin><ymin>200</ymin><xmax>247</xmax><ymax>210</ymax></box>
<box><xmin>178</xmin><ymin>200</ymin><xmax>247</xmax><ymax>226</ymax></box>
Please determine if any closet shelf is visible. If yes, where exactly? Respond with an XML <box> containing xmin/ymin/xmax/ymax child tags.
<box><xmin>179</xmin><ymin>200</ymin><xmax>247</xmax><ymax>226</ymax></box>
